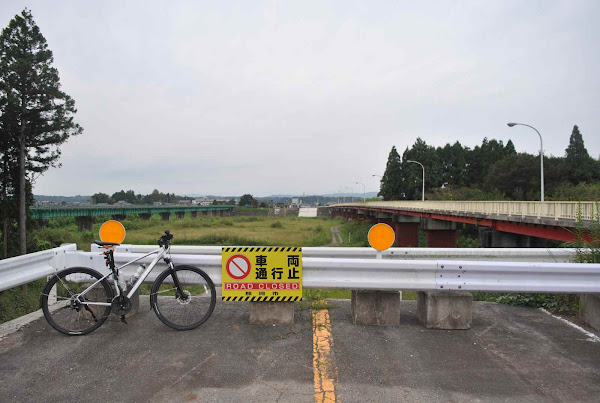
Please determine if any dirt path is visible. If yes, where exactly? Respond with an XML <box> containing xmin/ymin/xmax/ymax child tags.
<box><xmin>329</xmin><ymin>226</ymin><xmax>343</xmax><ymax>246</ymax></box>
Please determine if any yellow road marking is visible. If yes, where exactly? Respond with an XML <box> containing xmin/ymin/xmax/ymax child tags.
<box><xmin>312</xmin><ymin>305</ymin><xmax>338</xmax><ymax>402</ymax></box>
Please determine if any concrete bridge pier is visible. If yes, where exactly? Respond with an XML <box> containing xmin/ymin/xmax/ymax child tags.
<box><xmin>112</xmin><ymin>214</ymin><xmax>127</xmax><ymax>221</ymax></box>
<box><xmin>36</xmin><ymin>219</ymin><xmax>49</xmax><ymax>229</ymax></box>
<box><xmin>75</xmin><ymin>216</ymin><xmax>93</xmax><ymax>232</ymax></box>
<box><xmin>175</xmin><ymin>211</ymin><xmax>185</xmax><ymax>220</ymax></box>
<box><xmin>138</xmin><ymin>213</ymin><xmax>152</xmax><ymax>221</ymax></box>
<box><xmin>159</xmin><ymin>212</ymin><xmax>171</xmax><ymax>221</ymax></box>
<box><xmin>190</xmin><ymin>211</ymin><xmax>198</xmax><ymax>219</ymax></box>
<box><xmin>423</xmin><ymin>219</ymin><xmax>457</xmax><ymax>247</ymax></box>
<box><xmin>393</xmin><ymin>215</ymin><xmax>421</xmax><ymax>247</ymax></box>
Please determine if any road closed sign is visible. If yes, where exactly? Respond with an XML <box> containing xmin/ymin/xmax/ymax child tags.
<box><xmin>222</xmin><ymin>247</ymin><xmax>302</xmax><ymax>302</ymax></box>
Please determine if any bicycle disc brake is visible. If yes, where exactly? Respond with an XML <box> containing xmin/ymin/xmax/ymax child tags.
<box><xmin>111</xmin><ymin>295</ymin><xmax>132</xmax><ymax>316</ymax></box>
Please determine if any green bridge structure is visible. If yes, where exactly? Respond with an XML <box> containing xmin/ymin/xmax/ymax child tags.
<box><xmin>31</xmin><ymin>205</ymin><xmax>234</xmax><ymax>231</ymax></box>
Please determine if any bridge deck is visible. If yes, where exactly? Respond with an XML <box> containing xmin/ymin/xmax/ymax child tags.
<box><xmin>1</xmin><ymin>299</ymin><xmax>598</xmax><ymax>402</ymax></box>
<box><xmin>332</xmin><ymin>201</ymin><xmax>598</xmax><ymax>242</ymax></box>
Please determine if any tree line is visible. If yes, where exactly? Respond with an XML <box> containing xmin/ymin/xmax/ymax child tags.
<box><xmin>1</xmin><ymin>10</ymin><xmax>81</xmax><ymax>258</ymax></box>
<box><xmin>89</xmin><ymin>189</ymin><xmax>235</xmax><ymax>206</ymax></box>
<box><xmin>379</xmin><ymin>125</ymin><xmax>600</xmax><ymax>201</ymax></box>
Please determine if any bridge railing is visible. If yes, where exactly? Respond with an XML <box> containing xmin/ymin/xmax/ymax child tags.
<box><xmin>2</xmin><ymin>244</ymin><xmax>600</xmax><ymax>293</ymax></box>
<box><xmin>334</xmin><ymin>200</ymin><xmax>599</xmax><ymax>221</ymax></box>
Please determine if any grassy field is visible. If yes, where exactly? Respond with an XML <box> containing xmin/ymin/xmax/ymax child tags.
<box><xmin>35</xmin><ymin>214</ymin><xmax>339</xmax><ymax>250</ymax></box>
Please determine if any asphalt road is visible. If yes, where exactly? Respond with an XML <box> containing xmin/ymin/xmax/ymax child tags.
<box><xmin>0</xmin><ymin>299</ymin><xmax>599</xmax><ymax>402</ymax></box>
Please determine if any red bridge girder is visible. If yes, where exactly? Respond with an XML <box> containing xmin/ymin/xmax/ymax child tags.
<box><xmin>332</xmin><ymin>207</ymin><xmax>583</xmax><ymax>243</ymax></box>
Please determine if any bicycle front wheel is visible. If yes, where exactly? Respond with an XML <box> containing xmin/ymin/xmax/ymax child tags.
<box><xmin>40</xmin><ymin>267</ymin><xmax>113</xmax><ymax>336</ymax></box>
<box><xmin>150</xmin><ymin>265</ymin><xmax>216</xmax><ymax>330</ymax></box>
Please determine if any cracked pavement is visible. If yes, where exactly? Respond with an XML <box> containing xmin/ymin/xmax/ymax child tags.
<box><xmin>1</xmin><ymin>299</ymin><xmax>599</xmax><ymax>402</ymax></box>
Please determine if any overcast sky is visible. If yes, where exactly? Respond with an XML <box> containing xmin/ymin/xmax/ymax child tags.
<box><xmin>1</xmin><ymin>1</ymin><xmax>598</xmax><ymax>197</ymax></box>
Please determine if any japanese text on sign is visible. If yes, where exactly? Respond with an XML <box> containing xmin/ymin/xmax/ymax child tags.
<box><xmin>222</xmin><ymin>247</ymin><xmax>302</xmax><ymax>302</ymax></box>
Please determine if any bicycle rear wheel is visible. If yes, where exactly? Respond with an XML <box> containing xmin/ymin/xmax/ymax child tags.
<box><xmin>40</xmin><ymin>267</ymin><xmax>113</xmax><ymax>336</ymax></box>
<box><xmin>150</xmin><ymin>265</ymin><xmax>216</xmax><ymax>330</ymax></box>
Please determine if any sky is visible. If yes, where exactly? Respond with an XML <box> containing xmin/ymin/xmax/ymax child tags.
<box><xmin>1</xmin><ymin>1</ymin><xmax>599</xmax><ymax>197</ymax></box>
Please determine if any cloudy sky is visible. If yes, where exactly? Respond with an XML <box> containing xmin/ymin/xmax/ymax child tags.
<box><xmin>1</xmin><ymin>1</ymin><xmax>598</xmax><ymax>197</ymax></box>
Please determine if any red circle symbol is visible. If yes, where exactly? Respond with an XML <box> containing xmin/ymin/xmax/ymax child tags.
<box><xmin>226</xmin><ymin>254</ymin><xmax>251</xmax><ymax>280</ymax></box>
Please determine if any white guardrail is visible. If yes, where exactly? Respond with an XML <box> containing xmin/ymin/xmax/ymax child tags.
<box><xmin>1</xmin><ymin>244</ymin><xmax>600</xmax><ymax>293</ymax></box>
<box><xmin>334</xmin><ymin>200</ymin><xmax>599</xmax><ymax>221</ymax></box>
<box><xmin>0</xmin><ymin>244</ymin><xmax>77</xmax><ymax>292</ymax></box>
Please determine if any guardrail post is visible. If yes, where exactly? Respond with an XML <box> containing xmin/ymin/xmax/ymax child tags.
<box><xmin>417</xmin><ymin>291</ymin><xmax>472</xmax><ymax>329</ymax></box>
<box><xmin>249</xmin><ymin>302</ymin><xmax>294</xmax><ymax>325</ymax></box>
<box><xmin>351</xmin><ymin>290</ymin><xmax>401</xmax><ymax>326</ymax></box>
<box><xmin>579</xmin><ymin>294</ymin><xmax>600</xmax><ymax>332</ymax></box>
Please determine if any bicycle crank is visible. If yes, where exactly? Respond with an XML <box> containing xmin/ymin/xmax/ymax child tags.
<box><xmin>111</xmin><ymin>295</ymin><xmax>132</xmax><ymax>316</ymax></box>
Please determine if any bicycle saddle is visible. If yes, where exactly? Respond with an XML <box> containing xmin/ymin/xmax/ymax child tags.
<box><xmin>94</xmin><ymin>240</ymin><xmax>120</xmax><ymax>247</ymax></box>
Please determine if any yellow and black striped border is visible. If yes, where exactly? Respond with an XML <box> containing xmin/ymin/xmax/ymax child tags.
<box><xmin>222</xmin><ymin>296</ymin><xmax>301</xmax><ymax>302</ymax></box>
<box><xmin>222</xmin><ymin>247</ymin><xmax>301</xmax><ymax>252</ymax></box>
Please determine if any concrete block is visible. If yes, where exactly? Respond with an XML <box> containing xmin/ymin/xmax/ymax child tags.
<box><xmin>579</xmin><ymin>294</ymin><xmax>600</xmax><ymax>331</ymax></box>
<box><xmin>351</xmin><ymin>290</ymin><xmax>401</xmax><ymax>326</ymax></box>
<box><xmin>249</xmin><ymin>302</ymin><xmax>294</xmax><ymax>325</ymax></box>
<box><xmin>417</xmin><ymin>291</ymin><xmax>472</xmax><ymax>330</ymax></box>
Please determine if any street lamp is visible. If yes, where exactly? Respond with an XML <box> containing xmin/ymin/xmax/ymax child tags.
<box><xmin>356</xmin><ymin>182</ymin><xmax>366</xmax><ymax>202</ymax></box>
<box><xmin>406</xmin><ymin>160</ymin><xmax>425</xmax><ymax>201</ymax></box>
<box><xmin>507</xmin><ymin>122</ymin><xmax>544</xmax><ymax>202</ymax></box>
<box><xmin>372</xmin><ymin>174</ymin><xmax>382</xmax><ymax>179</ymax></box>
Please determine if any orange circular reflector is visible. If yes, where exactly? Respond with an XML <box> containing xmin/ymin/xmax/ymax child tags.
<box><xmin>368</xmin><ymin>223</ymin><xmax>395</xmax><ymax>251</ymax></box>
<box><xmin>99</xmin><ymin>220</ymin><xmax>126</xmax><ymax>244</ymax></box>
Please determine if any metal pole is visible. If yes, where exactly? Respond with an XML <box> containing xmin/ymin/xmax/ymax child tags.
<box><xmin>356</xmin><ymin>182</ymin><xmax>365</xmax><ymax>202</ymax></box>
<box><xmin>507</xmin><ymin>123</ymin><xmax>544</xmax><ymax>202</ymax></box>
<box><xmin>407</xmin><ymin>160</ymin><xmax>425</xmax><ymax>201</ymax></box>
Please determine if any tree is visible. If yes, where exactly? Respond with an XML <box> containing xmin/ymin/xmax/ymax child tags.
<box><xmin>239</xmin><ymin>194</ymin><xmax>256</xmax><ymax>207</ymax></box>
<box><xmin>0</xmin><ymin>9</ymin><xmax>82</xmax><ymax>255</ymax></box>
<box><xmin>90</xmin><ymin>193</ymin><xmax>112</xmax><ymax>204</ymax></box>
<box><xmin>378</xmin><ymin>146</ymin><xmax>403</xmax><ymax>200</ymax></box>
<box><xmin>565</xmin><ymin>125</ymin><xmax>598</xmax><ymax>183</ymax></box>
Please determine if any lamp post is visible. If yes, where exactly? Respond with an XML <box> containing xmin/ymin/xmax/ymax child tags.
<box><xmin>356</xmin><ymin>182</ymin><xmax>365</xmax><ymax>202</ymax></box>
<box><xmin>407</xmin><ymin>160</ymin><xmax>425</xmax><ymax>201</ymax></box>
<box><xmin>507</xmin><ymin>122</ymin><xmax>544</xmax><ymax>202</ymax></box>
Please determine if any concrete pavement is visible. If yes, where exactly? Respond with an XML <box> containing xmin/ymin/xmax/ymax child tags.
<box><xmin>0</xmin><ymin>299</ymin><xmax>599</xmax><ymax>402</ymax></box>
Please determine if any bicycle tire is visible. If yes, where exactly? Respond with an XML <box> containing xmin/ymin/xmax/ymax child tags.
<box><xmin>150</xmin><ymin>265</ymin><xmax>216</xmax><ymax>330</ymax></box>
<box><xmin>40</xmin><ymin>267</ymin><xmax>113</xmax><ymax>336</ymax></box>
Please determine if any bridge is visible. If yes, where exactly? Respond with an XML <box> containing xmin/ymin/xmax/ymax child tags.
<box><xmin>331</xmin><ymin>200</ymin><xmax>598</xmax><ymax>247</ymax></box>
<box><xmin>31</xmin><ymin>205</ymin><xmax>234</xmax><ymax>231</ymax></box>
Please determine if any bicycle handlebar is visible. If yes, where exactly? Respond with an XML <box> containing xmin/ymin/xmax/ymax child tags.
<box><xmin>158</xmin><ymin>230</ymin><xmax>173</xmax><ymax>247</ymax></box>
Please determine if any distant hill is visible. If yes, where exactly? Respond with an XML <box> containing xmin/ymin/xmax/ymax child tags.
<box><xmin>35</xmin><ymin>195</ymin><xmax>91</xmax><ymax>203</ymax></box>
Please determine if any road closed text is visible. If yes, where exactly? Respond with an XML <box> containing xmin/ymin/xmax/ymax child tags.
<box><xmin>224</xmin><ymin>282</ymin><xmax>300</xmax><ymax>290</ymax></box>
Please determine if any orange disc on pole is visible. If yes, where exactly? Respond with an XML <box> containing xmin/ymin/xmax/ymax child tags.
<box><xmin>99</xmin><ymin>220</ymin><xmax>126</xmax><ymax>244</ymax></box>
<box><xmin>368</xmin><ymin>223</ymin><xmax>395</xmax><ymax>251</ymax></box>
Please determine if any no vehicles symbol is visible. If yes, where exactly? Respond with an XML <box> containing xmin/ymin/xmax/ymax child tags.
<box><xmin>226</xmin><ymin>254</ymin><xmax>251</xmax><ymax>280</ymax></box>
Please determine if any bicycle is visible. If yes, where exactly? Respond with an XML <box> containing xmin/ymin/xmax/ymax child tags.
<box><xmin>40</xmin><ymin>230</ymin><xmax>216</xmax><ymax>335</ymax></box>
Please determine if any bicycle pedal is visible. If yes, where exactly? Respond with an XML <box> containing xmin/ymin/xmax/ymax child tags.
<box><xmin>120</xmin><ymin>315</ymin><xmax>128</xmax><ymax>324</ymax></box>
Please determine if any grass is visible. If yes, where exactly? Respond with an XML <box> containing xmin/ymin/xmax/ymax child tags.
<box><xmin>34</xmin><ymin>214</ymin><xmax>338</xmax><ymax>250</ymax></box>
<box><xmin>0</xmin><ymin>280</ymin><xmax>45</xmax><ymax>323</ymax></box>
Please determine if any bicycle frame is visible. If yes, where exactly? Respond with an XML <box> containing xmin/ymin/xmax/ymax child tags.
<box><xmin>73</xmin><ymin>245</ymin><xmax>172</xmax><ymax>307</ymax></box>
